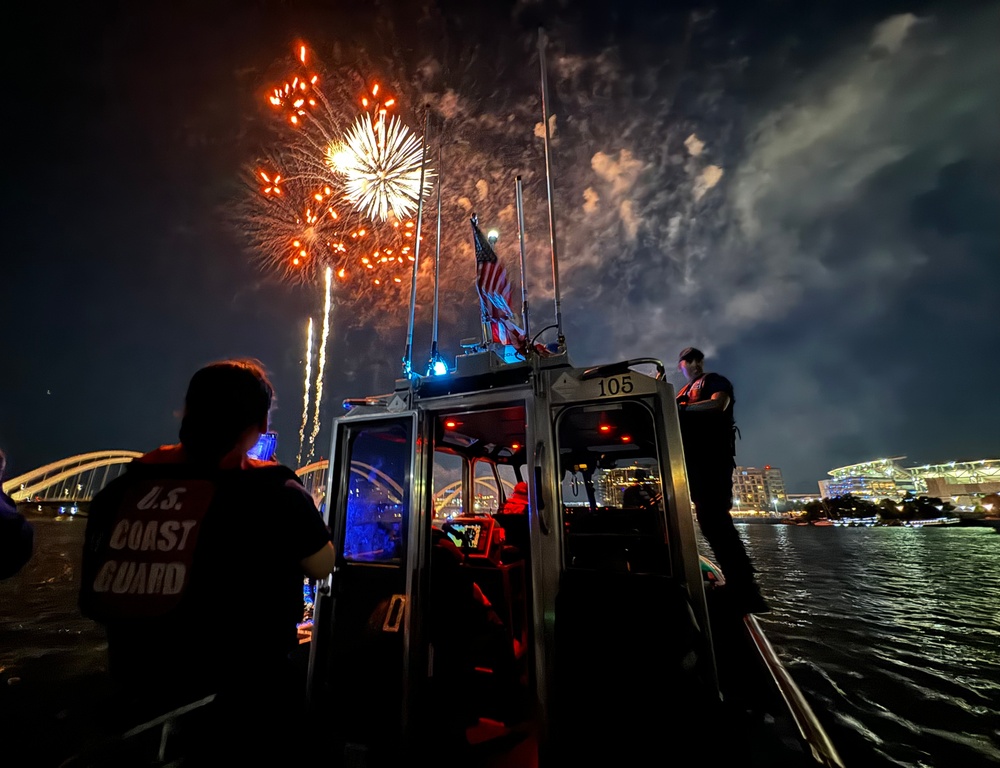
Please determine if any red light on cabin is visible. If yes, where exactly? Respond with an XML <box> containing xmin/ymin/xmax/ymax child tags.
<box><xmin>599</xmin><ymin>425</ymin><xmax>611</xmax><ymax>432</ymax></box>
<box><xmin>445</xmin><ymin>421</ymin><xmax>457</xmax><ymax>428</ymax></box>
<box><xmin>621</xmin><ymin>435</ymin><xmax>631</xmax><ymax>442</ymax></box>
<box><xmin>511</xmin><ymin>443</ymin><xmax>520</xmax><ymax>451</ymax></box>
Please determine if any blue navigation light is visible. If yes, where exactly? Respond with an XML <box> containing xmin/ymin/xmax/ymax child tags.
<box><xmin>431</xmin><ymin>359</ymin><xmax>449</xmax><ymax>376</ymax></box>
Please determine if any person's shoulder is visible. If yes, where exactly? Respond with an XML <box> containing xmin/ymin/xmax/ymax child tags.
<box><xmin>246</xmin><ymin>463</ymin><xmax>317</xmax><ymax>506</ymax></box>
<box><xmin>704</xmin><ymin>372</ymin><xmax>733</xmax><ymax>390</ymax></box>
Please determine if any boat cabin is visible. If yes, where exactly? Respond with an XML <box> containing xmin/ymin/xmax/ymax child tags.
<box><xmin>305</xmin><ymin>347</ymin><xmax>840</xmax><ymax>767</ymax></box>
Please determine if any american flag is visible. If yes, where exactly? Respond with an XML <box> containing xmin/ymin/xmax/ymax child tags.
<box><xmin>471</xmin><ymin>215</ymin><xmax>514</xmax><ymax>321</ymax></box>
<box><xmin>471</xmin><ymin>215</ymin><xmax>551</xmax><ymax>357</ymax></box>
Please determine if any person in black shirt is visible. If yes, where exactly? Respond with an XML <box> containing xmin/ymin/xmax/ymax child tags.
<box><xmin>676</xmin><ymin>347</ymin><xmax>768</xmax><ymax>614</ymax></box>
<box><xmin>80</xmin><ymin>359</ymin><xmax>335</xmax><ymax>762</ymax></box>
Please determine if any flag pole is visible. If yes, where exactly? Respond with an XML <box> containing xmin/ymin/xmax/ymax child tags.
<box><xmin>472</xmin><ymin>214</ymin><xmax>492</xmax><ymax>347</ymax></box>
<box><xmin>403</xmin><ymin>107</ymin><xmax>431</xmax><ymax>378</ymax></box>
<box><xmin>515</xmin><ymin>175</ymin><xmax>531</xmax><ymax>349</ymax></box>
<box><xmin>538</xmin><ymin>28</ymin><xmax>565</xmax><ymax>350</ymax></box>
<box><xmin>429</xmin><ymin>143</ymin><xmax>443</xmax><ymax>373</ymax></box>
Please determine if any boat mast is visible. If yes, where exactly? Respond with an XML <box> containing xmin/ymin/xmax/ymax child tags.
<box><xmin>403</xmin><ymin>108</ymin><xmax>431</xmax><ymax>378</ymax></box>
<box><xmin>429</xmin><ymin>144</ymin><xmax>443</xmax><ymax>373</ymax></box>
<box><xmin>538</xmin><ymin>28</ymin><xmax>565</xmax><ymax>350</ymax></box>
<box><xmin>515</xmin><ymin>175</ymin><xmax>531</xmax><ymax>347</ymax></box>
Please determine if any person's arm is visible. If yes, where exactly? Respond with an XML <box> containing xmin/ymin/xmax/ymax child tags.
<box><xmin>683</xmin><ymin>391</ymin><xmax>731</xmax><ymax>412</ymax></box>
<box><xmin>301</xmin><ymin>540</ymin><xmax>336</xmax><ymax>579</ymax></box>
<box><xmin>278</xmin><ymin>474</ymin><xmax>335</xmax><ymax>578</ymax></box>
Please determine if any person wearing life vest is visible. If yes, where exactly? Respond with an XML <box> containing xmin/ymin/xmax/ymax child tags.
<box><xmin>498</xmin><ymin>481</ymin><xmax>529</xmax><ymax>515</ymax></box>
<box><xmin>676</xmin><ymin>347</ymin><xmax>769</xmax><ymax>615</ymax></box>
<box><xmin>80</xmin><ymin>358</ymin><xmax>335</xmax><ymax>761</ymax></box>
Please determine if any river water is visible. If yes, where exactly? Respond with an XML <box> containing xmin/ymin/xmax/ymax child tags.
<box><xmin>2</xmin><ymin>517</ymin><xmax>999</xmax><ymax>767</ymax></box>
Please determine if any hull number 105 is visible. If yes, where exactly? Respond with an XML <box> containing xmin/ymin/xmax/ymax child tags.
<box><xmin>597</xmin><ymin>375</ymin><xmax>634</xmax><ymax>397</ymax></box>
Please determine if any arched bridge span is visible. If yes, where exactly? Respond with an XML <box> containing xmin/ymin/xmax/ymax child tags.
<box><xmin>3</xmin><ymin>451</ymin><xmax>142</xmax><ymax>502</ymax></box>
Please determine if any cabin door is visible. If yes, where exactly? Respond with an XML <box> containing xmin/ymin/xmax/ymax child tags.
<box><xmin>308</xmin><ymin>412</ymin><xmax>419</xmax><ymax>764</ymax></box>
<box><xmin>540</xmin><ymin>365</ymin><xmax>715</xmax><ymax>761</ymax></box>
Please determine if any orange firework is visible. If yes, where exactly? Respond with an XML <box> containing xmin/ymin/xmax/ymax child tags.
<box><xmin>244</xmin><ymin>160</ymin><xmax>420</xmax><ymax>317</ymax></box>
<box><xmin>240</xmin><ymin>43</ymin><xmax>434</xmax><ymax>326</ymax></box>
<box><xmin>267</xmin><ymin>44</ymin><xmax>320</xmax><ymax>127</ymax></box>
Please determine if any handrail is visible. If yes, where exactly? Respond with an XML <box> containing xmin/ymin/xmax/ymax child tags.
<box><xmin>580</xmin><ymin>358</ymin><xmax>666</xmax><ymax>381</ymax></box>
<box><xmin>744</xmin><ymin>615</ymin><xmax>846</xmax><ymax>768</ymax></box>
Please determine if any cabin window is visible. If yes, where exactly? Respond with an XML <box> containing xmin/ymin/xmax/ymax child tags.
<box><xmin>341</xmin><ymin>421</ymin><xmax>411</xmax><ymax>564</ymax></box>
<box><xmin>556</xmin><ymin>400</ymin><xmax>670</xmax><ymax>575</ymax></box>
<box><xmin>472</xmin><ymin>460</ymin><xmax>520</xmax><ymax>514</ymax></box>
<box><xmin>432</xmin><ymin>404</ymin><xmax>528</xmax><ymax>522</ymax></box>
<box><xmin>433</xmin><ymin>451</ymin><xmax>464</xmax><ymax>521</ymax></box>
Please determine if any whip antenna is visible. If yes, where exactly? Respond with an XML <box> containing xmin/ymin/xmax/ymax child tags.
<box><xmin>429</xmin><ymin>142</ymin><xmax>444</xmax><ymax>374</ymax></box>
<box><xmin>538</xmin><ymin>28</ymin><xmax>565</xmax><ymax>350</ymax></box>
<box><xmin>515</xmin><ymin>175</ymin><xmax>531</xmax><ymax>348</ymax></box>
<box><xmin>403</xmin><ymin>107</ymin><xmax>431</xmax><ymax>378</ymax></box>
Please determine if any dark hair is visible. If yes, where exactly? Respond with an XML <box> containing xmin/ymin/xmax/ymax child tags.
<box><xmin>179</xmin><ymin>359</ymin><xmax>274</xmax><ymax>464</ymax></box>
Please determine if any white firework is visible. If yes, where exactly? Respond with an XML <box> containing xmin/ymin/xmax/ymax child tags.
<box><xmin>326</xmin><ymin>113</ymin><xmax>432</xmax><ymax>222</ymax></box>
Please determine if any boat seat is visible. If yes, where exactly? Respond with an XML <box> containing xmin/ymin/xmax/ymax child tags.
<box><xmin>493</xmin><ymin>513</ymin><xmax>530</xmax><ymax>556</ymax></box>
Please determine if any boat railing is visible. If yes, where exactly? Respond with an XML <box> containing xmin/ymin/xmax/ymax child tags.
<box><xmin>744</xmin><ymin>616</ymin><xmax>846</xmax><ymax>768</ymax></box>
<box><xmin>59</xmin><ymin>694</ymin><xmax>217</xmax><ymax>767</ymax></box>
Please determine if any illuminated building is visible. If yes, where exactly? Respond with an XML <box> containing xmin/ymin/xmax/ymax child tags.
<box><xmin>818</xmin><ymin>457</ymin><xmax>1000</xmax><ymax>504</ymax></box>
<box><xmin>733</xmin><ymin>465</ymin><xmax>786</xmax><ymax>512</ymax></box>
<box><xmin>596</xmin><ymin>464</ymin><xmax>659</xmax><ymax>507</ymax></box>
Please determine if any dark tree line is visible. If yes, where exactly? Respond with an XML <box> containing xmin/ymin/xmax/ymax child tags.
<box><xmin>800</xmin><ymin>494</ymin><xmax>958</xmax><ymax>524</ymax></box>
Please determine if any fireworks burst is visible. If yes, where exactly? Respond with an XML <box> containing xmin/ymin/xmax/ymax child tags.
<box><xmin>246</xmin><ymin>165</ymin><xmax>349</xmax><ymax>284</ymax></box>
<box><xmin>244</xmin><ymin>163</ymin><xmax>419</xmax><ymax>303</ymax></box>
<box><xmin>267</xmin><ymin>44</ymin><xmax>320</xmax><ymax>127</ymax></box>
<box><xmin>326</xmin><ymin>85</ymin><xmax>433</xmax><ymax>222</ymax></box>
<box><xmin>296</xmin><ymin>317</ymin><xmax>314</xmax><ymax>467</ymax></box>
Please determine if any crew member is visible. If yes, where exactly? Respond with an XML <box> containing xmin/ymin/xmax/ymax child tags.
<box><xmin>676</xmin><ymin>347</ymin><xmax>768</xmax><ymax>614</ymax></box>
<box><xmin>80</xmin><ymin>358</ymin><xmax>335</xmax><ymax>761</ymax></box>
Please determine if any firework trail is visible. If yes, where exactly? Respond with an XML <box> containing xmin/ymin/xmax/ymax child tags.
<box><xmin>296</xmin><ymin>317</ymin><xmax>314</xmax><ymax>467</ymax></box>
<box><xmin>307</xmin><ymin>266</ymin><xmax>334</xmax><ymax>462</ymax></box>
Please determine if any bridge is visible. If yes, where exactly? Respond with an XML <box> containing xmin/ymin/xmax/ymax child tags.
<box><xmin>5</xmin><ymin>453</ymin><xmax>516</xmax><ymax>511</ymax></box>
<box><xmin>295</xmin><ymin>460</ymin><xmax>515</xmax><ymax>511</ymax></box>
<box><xmin>3</xmin><ymin>451</ymin><xmax>142</xmax><ymax>503</ymax></box>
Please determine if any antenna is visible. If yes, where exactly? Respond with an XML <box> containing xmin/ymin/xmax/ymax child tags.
<box><xmin>428</xmin><ymin>142</ymin><xmax>445</xmax><ymax>375</ymax></box>
<box><xmin>515</xmin><ymin>175</ymin><xmax>531</xmax><ymax>348</ymax></box>
<box><xmin>403</xmin><ymin>108</ymin><xmax>431</xmax><ymax>378</ymax></box>
<box><xmin>538</xmin><ymin>28</ymin><xmax>566</xmax><ymax>350</ymax></box>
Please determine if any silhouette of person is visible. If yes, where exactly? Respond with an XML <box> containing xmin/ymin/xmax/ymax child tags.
<box><xmin>676</xmin><ymin>347</ymin><xmax>768</xmax><ymax>614</ymax></box>
<box><xmin>0</xmin><ymin>449</ymin><xmax>34</xmax><ymax>580</ymax></box>
<box><xmin>80</xmin><ymin>358</ymin><xmax>335</xmax><ymax>762</ymax></box>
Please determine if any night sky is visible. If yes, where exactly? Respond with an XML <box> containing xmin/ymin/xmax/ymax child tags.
<box><xmin>3</xmin><ymin>0</ymin><xmax>998</xmax><ymax>492</ymax></box>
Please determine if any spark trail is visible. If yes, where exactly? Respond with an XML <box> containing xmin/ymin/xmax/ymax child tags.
<box><xmin>296</xmin><ymin>317</ymin><xmax>314</xmax><ymax>467</ymax></box>
<box><xmin>308</xmin><ymin>267</ymin><xmax>333</xmax><ymax>462</ymax></box>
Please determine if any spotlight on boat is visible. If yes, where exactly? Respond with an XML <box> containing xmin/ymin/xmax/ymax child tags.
<box><xmin>487</xmin><ymin>229</ymin><xmax>499</xmax><ymax>245</ymax></box>
<box><xmin>427</xmin><ymin>357</ymin><xmax>449</xmax><ymax>376</ymax></box>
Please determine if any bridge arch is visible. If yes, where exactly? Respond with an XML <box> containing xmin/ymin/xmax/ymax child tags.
<box><xmin>295</xmin><ymin>460</ymin><xmax>514</xmax><ymax>513</ymax></box>
<box><xmin>3</xmin><ymin>451</ymin><xmax>143</xmax><ymax>502</ymax></box>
